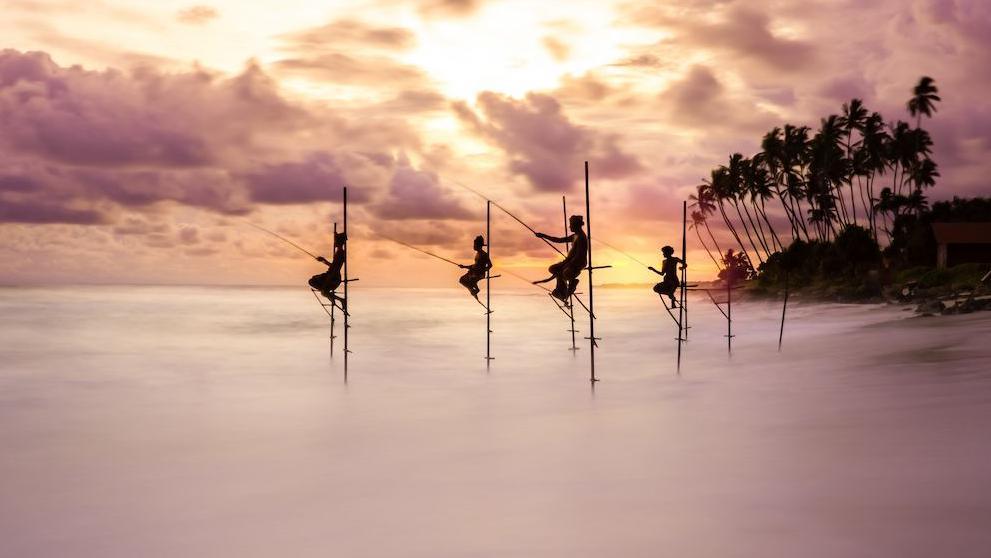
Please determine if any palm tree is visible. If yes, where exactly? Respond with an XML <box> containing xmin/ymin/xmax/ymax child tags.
<box><xmin>808</xmin><ymin>115</ymin><xmax>850</xmax><ymax>228</ymax></box>
<box><xmin>860</xmin><ymin>112</ymin><xmax>889</xmax><ymax>238</ymax></box>
<box><xmin>726</xmin><ymin>154</ymin><xmax>766</xmax><ymax>264</ymax></box>
<box><xmin>690</xmin><ymin>210</ymin><xmax>723</xmax><ymax>269</ymax></box>
<box><xmin>839</xmin><ymin>98</ymin><xmax>868</xmax><ymax>223</ymax></box>
<box><xmin>708</xmin><ymin>166</ymin><xmax>755</xmax><ymax>268</ymax></box>
<box><xmin>760</xmin><ymin>127</ymin><xmax>803</xmax><ymax>240</ymax></box>
<box><xmin>689</xmin><ymin>183</ymin><xmax>724</xmax><ymax>259</ymax></box>
<box><xmin>907</xmin><ymin>76</ymin><xmax>940</xmax><ymax>129</ymax></box>
<box><xmin>747</xmin><ymin>154</ymin><xmax>784</xmax><ymax>252</ymax></box>
<box><xmin>908</xmin><ymin>157</ymin><xmax>939</xmax><ymax>194</ymax></box>
<box><xmin>782</xmin><ymin>125</ymin><xmax>812</xmax><ymax>241</ymax></box>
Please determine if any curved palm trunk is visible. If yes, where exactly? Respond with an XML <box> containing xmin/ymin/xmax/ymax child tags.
<box><xmin>732</xmin><ymin>199</ymin><xmax>765</xmax><ymax>265</ymax></box>
<box><xmin>695</xmin><ymin>227</ymin><xmax>722</xmax><ymax>270</ymax></box>
<box><xmin>759</xmin><ymin>199</ymin><xmax>784</xmax><ymax>252</ymax></box>
<box><xmin>703</xmin><ymin>219</ymin><xmax>724</xmax><ymax>257</ymax></box>
<box><xmin>718</xmin><ymin>201</ymin><xmax>754</xmax><ymax>267</ymax></box>
<box><xmin>743</xmin><ymin>200</ymin><xmax>772</xmax><ymax>258</ymax></box>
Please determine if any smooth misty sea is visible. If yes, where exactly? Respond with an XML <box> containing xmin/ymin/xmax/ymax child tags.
<box><xmin>2</xmin><ymin>285</ymin><xmax>990</xmax><ymax>557</ymax></box>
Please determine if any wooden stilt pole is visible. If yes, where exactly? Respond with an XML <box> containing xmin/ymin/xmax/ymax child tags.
<box><xmin>677</xmin><ymin>201</ymin><xmax>686</xmax><ymax>372</ymax></box>
<box><xmin>584</xmin><ymin>161</ymin><xmax>598</xmax><ymax>383</ymax></box>
<box><xmin>343</xmin><ymin>186</ymin><xmax>350</xmax><ymax>378</ymax></box>
<box><xmin>563</xmin><ymin>195</ymin><xmax>578</xmax><ymax>352</ymax></box>
<box><xmin>726</xmin><ymin>278</ymin><xmax>733</xmax><ymax>355</ymax></box>
<box><xmin>486</xmin><ymin>200</ymin><xmax>493</xmax><ymax>366</ymax></box>
<box><xmin>331</xmin><ymin>222</ymin><xmax>337</xmax><ymax>358</ymax></box>
<box><xmin>778</xmin><ymin>270</ymin><xmax>789</xmax><ymax>352</ymax></box>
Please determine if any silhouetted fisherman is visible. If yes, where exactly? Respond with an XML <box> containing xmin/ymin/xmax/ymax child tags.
<box><xmin>533</xmin><ymin>215</ymin><xmax>588</xmax><ymax>303</ymax></box>
<box><xmin>308</xmin><ymin>231</ymin><xmax>347</xmax><ymax>312</ymax></box>
<box><xmin>649</xmin><ymin>245</ymin><xmax>686</xmax><ymax>309</ymax></box>
<box><xmin>458</xmin><ymin>235</ymin><xmax>492</xmax><ymax>301</ymax></box>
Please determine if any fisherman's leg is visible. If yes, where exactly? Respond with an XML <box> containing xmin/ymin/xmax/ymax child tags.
<box><xmin>567</xmin><ymin>276</ymin><xmax>580</xmax><ymax>297</ymax></box>
<box><xmin>551</xmin><ymin>276</ymin><xmax>569</xmax><ymax>301</ymax></box>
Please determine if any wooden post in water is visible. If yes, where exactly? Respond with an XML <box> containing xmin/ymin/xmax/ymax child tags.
<box><xmin>584</xmin><ymin>161</ymin><xmax>598</xmax><ymax>383</ymax></box>
<box><xmin>726</xmin><ymin>278</ymin><xmax>733</xmax><ymax>355</ymax></box>
<box><xmin>778</xmin><ymin>270</ymin><xmax>789</xmax><ymax>352</ymax></box>
<box><xmin>563</xmin><ymin>195</ymin><xmax>578</xmax><ymax>352</ymax></box>
<box><xmin>486</xmin><ymin>200</ymin><xmax>493</xmax><ymax>366</ymax></box>
<box><xmin>343</xmin><ymin>186</ymin><xmax>350</xmax><ymax>377</ymax></box>
<box><xmin>331</xmin><ymin>222</ymin><xmax>338</xmax><ymax>358</ymax></box>
<box><xmin>677</xmin><ymin>200</ymin><xmax>687</xmax><ymax>372</ymax></box>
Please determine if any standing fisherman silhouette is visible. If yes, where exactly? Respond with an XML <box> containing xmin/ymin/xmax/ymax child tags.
<box><xmin>649</xmin><ymin>245</ymin><xmax>686</xmax><ymax>309</ymax></box>
<box><xmin>533</xmin><ymin>215</ymin><xmax>588</xmax><ymax>303</ymax></box>
<box><xmin>458</xmin><ymin>235</ymin><xmax>492</xmax><ymax>301</ymax></box>
<box><xmin>308</xmin><ymin>231</ymin><xmax>347</xmax><ymax>313</ymax></box>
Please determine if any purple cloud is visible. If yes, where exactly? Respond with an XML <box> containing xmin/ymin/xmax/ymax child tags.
<box><xmin>454</xmin><ymin>92</ymin><xmax>642</xmax><ymax>191</ymax></box>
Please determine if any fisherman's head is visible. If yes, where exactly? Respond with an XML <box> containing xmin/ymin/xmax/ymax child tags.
<box><xmin>474</xmin><ymin>235</ymin><xmax>485</xmax><ymax>250</ymax></box>
<box><xmin>661</xmin><ymin>245</ymin><xmax>675</xmax><ymax>257</ymax></box>
<box><xmin>569</xmin><ymin>215</ymin><xmax>584</xmax><ymax>232</ymax></box>
<box><xmin>334</xmin><ymin>231</ymin><xmax>347</xmax><ymax>247</ymax></box>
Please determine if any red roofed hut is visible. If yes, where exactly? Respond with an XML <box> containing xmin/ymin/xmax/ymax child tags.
<box><xmin>931</xmin><ymin>223</ymin><xmax>991</xmax><ymax>269</ymax></box>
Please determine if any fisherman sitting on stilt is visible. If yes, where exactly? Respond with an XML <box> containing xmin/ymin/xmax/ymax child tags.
<box><xmin>533</xmin><ymin>215</ymin><xmax>588</xmax><ymax>304</ymax></box>
<box><xmin>649</xmin><ymin>245</ymin><xmax>685</xmax><ymax>309</ymax></box>
<box><xmin>308</xmin><ymin>231</ymin><xmax>347</xmax><ymax>313</ymax></box>
<box><xmin>458</xmin><ymin>235</ymin><xmax>492</xmax><ymax>301</ymax></box>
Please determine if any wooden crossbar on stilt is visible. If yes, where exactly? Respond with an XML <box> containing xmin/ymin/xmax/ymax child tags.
<box><xmin>563</xmin><ymin>195</ymin><xmax>579</xmax><ymax>352</ymax></box>
<box><xmin>584</xmin><ymin>161</ymin><xmax>599</xmax><ymax>384</ymax></box>
<box><xmin>690</xmin><ymin>283</ymin><xmax>742</xmax><ymax>355</ymax></box>
<box><xmin>485</xmin><ymin>200</ymin><xmax>494</xmax><ymax>366</ymax></box>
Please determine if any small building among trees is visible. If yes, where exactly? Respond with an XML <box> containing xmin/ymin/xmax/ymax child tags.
<box><xmin>931</xmin><ymin>223</ymin><xmax>991</xmax><ymax>269</ymax></box>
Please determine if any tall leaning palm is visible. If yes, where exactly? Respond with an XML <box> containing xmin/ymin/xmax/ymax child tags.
<box><xmin>690</xmin><ymin>210</ymin><xmax>723</xmax><ymax>269</ymax></box>
<box><xmin>840</xmin><ymin>98</ymin><xmax>868</xmax><ymax>223</ymax></box>
<box><xmin>689</xmin><ymin>183</ymin><xmax>724</xmax><ymax>260</ymax></box>
<box><xmin>907</xmin><ymin>76</ymin><xmax>940</xmax><ymax>130</ymax></box>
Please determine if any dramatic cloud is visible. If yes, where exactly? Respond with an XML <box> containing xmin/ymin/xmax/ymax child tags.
<box><xmin>280</xmin><ymin>19</ymin><xmax>416</xmax><ymax>51</ymax></box>
<box><xmin>2</xmin><ymin>0</ymin><xmax>990</xmax><ymax>285</ymax></box>
<box><xmin>176</xmin><ymin>5</ymin><xmax>218</xmax><ymax>25</ymax></box>
<box><xmin>243</xmin><ymin>152</ymin><xmax>383</xmax><ymax>205</ymax></box>
<box><xmin>454</xmin><ymin>92</ymin><xmax>642</xmax><ymax>191</ymax></box>
<box><xmin>417</xmin><ymin>0</ymin><xmax>482</xmax><ymax>18</ymax></box>
<box><xmin>370</xmin><ymin>160</ymin><xmax>475</xmax><ymax>221</ymax></box>
<box><xmin>273</xmin><ymin>53</ymin><xmax>430</xmax><ymax>88</ymax></box>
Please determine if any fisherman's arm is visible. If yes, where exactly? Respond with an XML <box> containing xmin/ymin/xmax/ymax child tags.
<box><xmin>534</xmin><ymin>232</ymin><xmax>574</xmax><ymax>243</ymax></box>
<box><xmin>646</xmin><ymin>266</ymin><xmax>664</xmax><ymax>276</ymax></box>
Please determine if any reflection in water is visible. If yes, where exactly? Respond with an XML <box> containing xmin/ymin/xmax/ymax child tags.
<box><xmin>2</xmin><ymin>286</ymin><xmax>990</xmax><ymax>557</ymax></box>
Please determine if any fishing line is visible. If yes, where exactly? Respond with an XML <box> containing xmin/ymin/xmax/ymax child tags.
<box><xmin>248</xmin><ymin>222</ymin><xmax>319</xmax><ymax>260</ymax></box>
<box><xmin>379</xmin><ymin>233</ymin><xmax>462</xmax><ymax>267</ymax></box>
<box><xmin>593</xmin><ymin>238</ymin><xmax>651</xmax><ymax>270</ymax></box>
<box><xmin>449</xmin><ymin>179</ymin><xmax>566</xmax><ymax>257</ymax></box>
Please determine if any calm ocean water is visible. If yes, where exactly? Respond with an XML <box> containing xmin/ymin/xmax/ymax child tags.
<box><xmin>2</xmin><ymin>285</ymin><xmax>990</xmax><ymax>557</ymax></box>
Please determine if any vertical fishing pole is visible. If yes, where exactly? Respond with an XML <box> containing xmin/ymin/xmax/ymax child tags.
<box><xmin>585</xmin><ymin>161</ymin><xmax>598</xmax><ymax>383</ymax></box>
<box><xmin>486</xmin><ymin>200</ymin><xmax>493</xmax><ymax>366</ymax></box>
<box><xmin>778</xmin><ymin>270</ymin><xmax>789</xmax><ymax>352</ymax></box>
<box><xmin>677</xmin><ymin>200</ymin><xmax>687</xmax><ymax>373</ymax></box>
<box><xmin>563</xmin><ymin>195</ymin><xmax>578</xmax><ymax>352</ymax></box>
<box><xmin>343</xmin><ymin>186</ymin><xmax>350</xmax><ymax>378</ymax></box>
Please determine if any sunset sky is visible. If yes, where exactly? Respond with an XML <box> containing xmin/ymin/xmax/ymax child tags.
<box><xmin>1</xmin><ymin>0</ymin><xmax>988</xmax><ymax>287</ymax></box>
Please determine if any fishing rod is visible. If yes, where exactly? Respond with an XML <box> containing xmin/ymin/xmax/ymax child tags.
<box><xmin>449</xmin><ymin>180</ymin><xmax>565</xmax><ymax>257</ymax></box>
<box><xmin>379</xmin><ymin>233</ymin><xmax>462</xmax><ymax>267</ymax></box>
<box><xmin>248</xmin><ymin>223</ymin><xmax>319</xmax><ymax>260</ymax></box>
